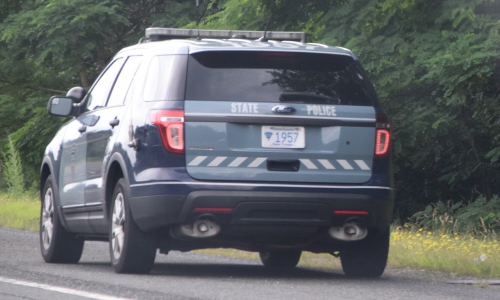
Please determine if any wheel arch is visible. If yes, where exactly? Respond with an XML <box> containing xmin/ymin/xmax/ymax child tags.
<box><xmin>40</xmin><ymin>156</ymin><xmax>56</xmax><ymax>202</ymax></box>
<box><xmin>104</xmin><ymin>153</ymin><xmax>130</xmax><ymax>219</ymax></box>
<box><xmin>40</xmin><ymin>163</ymin><xmax>52</xmax><ymax>200</ymax></box>
<box><xmin>39</xmin><ymin>156</ymin><xmax>70</xmax><ymax>229</ymax></box>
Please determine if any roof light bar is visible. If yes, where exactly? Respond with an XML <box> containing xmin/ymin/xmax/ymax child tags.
<box><xmin>145</xmin><ymin>28</ymin><xmax>307</xmax><ymax>43</ymax></box>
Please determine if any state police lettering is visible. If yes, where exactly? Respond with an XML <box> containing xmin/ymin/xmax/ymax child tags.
<box><xmin>306</xmin><ymin>105</ymin><xmax>337</xmax><ymax>116</ymax></box>
<box><xmin>231</xmin><ymin>102</ymin><xmax>259</xmax><ymax>113</ymax></box>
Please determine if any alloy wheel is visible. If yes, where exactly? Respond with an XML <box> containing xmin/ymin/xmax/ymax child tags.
<box><xmin>111</xmin><ymin>192</ymin><xmax>125</xmax><ymax>260</ymax></box>
<box><xmin>41</xmin><ymin>187</ymin><xmax>54</xmax><ymax>250</ymax></box>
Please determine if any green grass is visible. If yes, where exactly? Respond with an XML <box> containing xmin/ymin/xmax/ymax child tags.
<box><xmin>1</xmin><ymin>193</ymin><xmax>498</xmax><ymax>278</ymax></box>
<box><xmin>389</xmin><ymin>228</ymin><xmax>499</xmax><ymax>278</ymax></box>
<box><xmin>0</xmin><ymin>193</ymin><xmax>39</xmax><ymax>231</ymax></box>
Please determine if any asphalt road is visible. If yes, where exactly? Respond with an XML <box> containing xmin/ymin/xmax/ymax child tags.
<box><xmin>0</xmin><ymin>227</ymin><xmax>498</xmax><ymax>300</ymax></box>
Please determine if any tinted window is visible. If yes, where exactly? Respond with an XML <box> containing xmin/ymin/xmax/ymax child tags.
<box><xmin>87</xmin><ymin>58</ymin><xmax>124</xmax><ymax>110</ymax></box>
<box><xmin>186</xmin><ymin>51</ymin><xmax>377</xmax><ymax>106</ymax></box>
<box><xmin>143</xmin><ymin>55</ymin><xmax>187</xmax><ymax>101</ymax></box>
<box><xmin>107</xmin><ymin>56</ymin><xmax>143</xmax><ymax>107</ymax></box>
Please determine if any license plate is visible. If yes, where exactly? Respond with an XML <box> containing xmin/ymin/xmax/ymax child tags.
<box><xmin>262</xmin><ymin>126</ymin><xmax>305</xmax><ymax>148</ymax></box>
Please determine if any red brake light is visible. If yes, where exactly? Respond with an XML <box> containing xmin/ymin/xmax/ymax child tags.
<box><xmin>375</xmin><ymin>129</ymin><xmax>390</xmax><ymax>156</ymax></box>
<box><xmin>194</xmin><ymin>208</ymin><xmax>233</xmax><ymax>212</ymax></box>
<box><xmin>375</xmin><ymin>113</ymin><xmax>391</xmax><ymax>158</ymax></box>
<box><xmin>151</xmin><ymin>110</ymin><xmax>184</xmax><ymax>154</ymax></box>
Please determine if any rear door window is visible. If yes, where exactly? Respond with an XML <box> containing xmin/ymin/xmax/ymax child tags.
<box><xmin>186</xmin><ymin>51</ymin><xmax>378</xmax><ymax>106</ymax></box>
<box><xmin>107</xmin><ymin>56</ymin><xmax>143</xmax><ymax>107</ymax></box>
<box><xmin>142</xmin><ymin>55</ymin><xmax>187</xmax><ymax>101</ymax></box>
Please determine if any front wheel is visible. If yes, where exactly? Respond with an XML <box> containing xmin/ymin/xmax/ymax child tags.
<box><xmin>259</xmin><ymin>250</ymin><xmax>302</xmax><ymax>268</ymax></box>
<box><xmin>340</xmin><ymin>229</ymin><xmax>390</xmax><ymax>278</ymax></box>
<box><xmin>40</xmin><ymin>177</ymin><xmax>84</xmax><ymax>263</ymax></box>
<box><xmin>109</xmin><ymin>179</ymin><xmax>156</xmax><ymax>274</ymax></box>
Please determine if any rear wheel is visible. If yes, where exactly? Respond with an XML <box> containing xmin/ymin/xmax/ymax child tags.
<box><xmin>259</xmin><ymin>250</ymin><xmax>302</xmax><ymax>268</ymax></box>
<box><xmin>340</xmin><ymin>229</ymin><xmax>390</xmax><ymax>278</ymax></box>
<box><xmin>109</xmin><ymin>179</ymin><xmax>156</xmax><ymax>274</ymax></box>
<box><xmin>40</xmin><ymin>177</ymin><xmax>84</xmax><ymax>263</ymax></box>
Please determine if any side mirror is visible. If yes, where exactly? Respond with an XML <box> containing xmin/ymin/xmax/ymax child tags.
<box><xmin>47</xmin><ymin>96</ymin><xmax>74</xmax><ymax>117</ymax></box>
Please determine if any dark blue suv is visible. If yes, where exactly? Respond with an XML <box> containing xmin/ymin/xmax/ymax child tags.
<box><xmin>40</xmin><ymin>28</ymin><xmax>393</xmax><ymax>277</ymax></box>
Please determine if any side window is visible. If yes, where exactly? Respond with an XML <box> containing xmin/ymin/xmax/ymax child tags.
<box><xmin>107</xmin><ymin>56</ymin><xmax>143</xmax><ymax>107</ymax></box>
<box><xmin>143</xmin><ymin>55</ymin><xmax>187</xmax><ymax>101</ymax></box>
<box><xmin>87</xmin><ymin>58</ymin><xmax>124</xmax><ymax>110</ymax></box>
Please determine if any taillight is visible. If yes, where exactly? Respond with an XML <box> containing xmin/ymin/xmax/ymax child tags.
<box><xmin>194</xmin><ymin>208</ymin><xmax>233</xmax><ymax>212</ymax></box>
<box><xmin>375</xmin><ymin>113</ymin><xmax>391</xmax><ymax>158</ymax></box>
<box><xmin>151</xmin><ymin>110</ymin><xmax>184</xmax><ymax>154</ymax></box>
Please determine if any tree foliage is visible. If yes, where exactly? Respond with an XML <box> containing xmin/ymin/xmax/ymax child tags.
<box><xmin>0</xmin><ymin>0</ymin><xmax>173</xmax><ymax>187</ymax></box>
<box><xmin>315</xmin><ymin>0</ymin><xmax>500</xmax><ymax>218</ymax></box>
<box><xmin>0</xmin><ymin>0</ymin><xmax>499</xmax><ymax>220</ymax></box>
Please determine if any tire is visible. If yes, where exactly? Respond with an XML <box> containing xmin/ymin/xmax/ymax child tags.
<box><xmin>340</xmin><ymin>229</ymin><xmax>390</xmax><ymax>278</ymax></box>
<box><xmin>40</xmin><ymin>177</ymin><xmax>84</xmax><ymax>263</ymax></box>
<box><xmin>259</xmin><ymin>250</ymin><xmax>302</xmax><ymax>268</ymax></box>
<box><xmin>109</xmin><ymin>179</ymin><xmax>156</xmax><ymax>274</ymax></box>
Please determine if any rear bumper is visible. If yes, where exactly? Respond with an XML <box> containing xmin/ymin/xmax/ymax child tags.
<box><xmin>128</xmin><ymin>181</ymin><xmax>394</xmax><ymax>233</ymax></box>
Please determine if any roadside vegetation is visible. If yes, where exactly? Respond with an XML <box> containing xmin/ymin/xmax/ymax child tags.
<box><xmin>0</xmin><ymin>194</ymin><xmax>38</xmax><ymax>231</ymax></box>
<box><xmin>0</xmin><ymin>137</ymin><xmax>39</xmax><ymax>231</ymax></box>
<box><xmin>389</xmin><ymin>228</ymin><xmax>499</xmax><ymax>278</ymax></box>
<box><xmin>389</xmin><ymin>197</ymin><xmax>500</xmax><ymax>278</ymax></box>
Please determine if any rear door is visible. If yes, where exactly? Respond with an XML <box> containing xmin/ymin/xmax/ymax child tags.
<box><xmin>83</xmin><ymin>56</ymin><xmax>142</xmax><ymax>204</ymax></box>
<box><xmin>184</xmin><ymin>50</ymin><xmax>378</xmax><ymax>184</ymax></box>
<box><xmin>83</xmin><ymin>55</ymin><xmax>143</xmax><ymax>233</ymax></box>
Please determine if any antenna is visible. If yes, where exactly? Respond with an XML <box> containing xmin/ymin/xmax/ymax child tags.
<box><xmin>196</xmin><ymin>1</ymin><xmax>201</xmax><ymax>37</ymax></box>
<box><xmin>257</xmin><ymin>18</ymin><xmax>271</xmax><ymax>42</ymax></box>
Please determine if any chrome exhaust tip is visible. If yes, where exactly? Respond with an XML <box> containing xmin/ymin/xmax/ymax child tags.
<box><xmin>329</xmin><ymin>223</ymin><xmax>367</xmax><ymax>241</ymax></box>
<box><xmin>171</xmin><ymin>219</ymin><xmax>221</xmax><ymax>238</ymax></box>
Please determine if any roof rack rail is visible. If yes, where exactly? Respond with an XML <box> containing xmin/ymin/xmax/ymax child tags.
<box><xmin>145</xmin><ymin>28</ymin><xmax>307</xmax><ymax>43</ymax></box>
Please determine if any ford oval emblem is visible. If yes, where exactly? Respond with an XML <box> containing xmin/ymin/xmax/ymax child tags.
<box><xmin>272</xmin><ymin>105</ymin><xmax>296</xmax><ymax>114</ymax></box>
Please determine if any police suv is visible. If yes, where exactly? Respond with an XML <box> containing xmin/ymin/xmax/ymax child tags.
<box><xmin>40</xmin><ymin>28</ymin><xmax>393</xmax><ymax>277</ymax></box>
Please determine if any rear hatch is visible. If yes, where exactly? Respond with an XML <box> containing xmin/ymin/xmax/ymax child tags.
<box><xmin>184</xmin><ymin>50</ymin><xmax>378</xmax><ymax>184</ymax></box>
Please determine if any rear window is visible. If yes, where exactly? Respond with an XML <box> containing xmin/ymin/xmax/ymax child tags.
<box><xmin>186</xmin><ymin>51</ymin><xmax>378</xmax><ymax>106</ymax></box>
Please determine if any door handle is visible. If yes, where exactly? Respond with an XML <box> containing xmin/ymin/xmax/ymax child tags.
<box><xmin>78</xmin><ymin>125</ymin><xmax>87</xmax><ymax>133</ymax></box>
<box><xmin>109</xmin><ymin>118</ymin><xmax>120</xmax><ymax>128</ymax></box>
<box><xmin>128</xmin><ymin>139</ymin><xmax>140</xmax><ymax>151</ymax></box>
